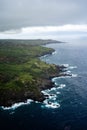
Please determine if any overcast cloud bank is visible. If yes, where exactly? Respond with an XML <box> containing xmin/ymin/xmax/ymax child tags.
<box><xmin>0</xmin><ymin>0</ymin><xmax>87</xmax><ymax>31</ymax></box>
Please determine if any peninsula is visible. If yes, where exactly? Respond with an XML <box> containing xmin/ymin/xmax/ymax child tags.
<box><xmin>0</xmin><ymin>39</ymin><xmax>64</xmax><ymax>107</ymax></box>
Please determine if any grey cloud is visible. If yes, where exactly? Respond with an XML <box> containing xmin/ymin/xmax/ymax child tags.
<box><xmin>0</xmin><ymin>0</ymin><xmax>87</xmax><ymax>31</ymax></box>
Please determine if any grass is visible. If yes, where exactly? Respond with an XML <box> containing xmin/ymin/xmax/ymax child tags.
<box><xmin>0</xmin><ymin>39</ymin><xmax>59</xmax><ymax>106</ymax></box>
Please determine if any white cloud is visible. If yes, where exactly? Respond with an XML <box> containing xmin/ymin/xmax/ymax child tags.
<box><xmin>21</xmin><ymin>24</ymin><xmax>87</xmax><ymax>34</ymax></box>
<box><xmin>0</xmin><ymin>24</ymin><xmax>87</xmax><ymax>39</ymax></box>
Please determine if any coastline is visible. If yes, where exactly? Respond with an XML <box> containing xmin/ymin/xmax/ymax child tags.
<box><xmin>1</xmin><ymin>65</ymin><xmax>66</xmax><ymax>110</ymax></box>
<box><xmin>0</xmin><ymin>39</ymin><xmax>66</xmax><ymax>108</ymax></box>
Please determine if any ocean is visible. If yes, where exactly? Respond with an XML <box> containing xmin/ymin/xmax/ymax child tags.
<box><xmin>0</xmin><ymin>38</ymin><xmax>87</xmax><ymax>130</ymax></box>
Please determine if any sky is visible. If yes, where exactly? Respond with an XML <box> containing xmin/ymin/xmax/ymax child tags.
<box><xmin>0</xmin><ymin>0</ymin><xmax>87</xmax><ymax>39</ymax></box>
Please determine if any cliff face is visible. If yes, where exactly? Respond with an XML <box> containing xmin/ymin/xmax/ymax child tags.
<box><xmin>0</xmin><ymin>39</ymin><xmax>63</xmax><ymax>107</ymax></box>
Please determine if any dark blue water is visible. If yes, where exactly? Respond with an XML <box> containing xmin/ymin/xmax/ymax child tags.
<box><xmin>0</xmin><ymin>38</ymin><xmax>87</xmax><ymax>130</ymax></box>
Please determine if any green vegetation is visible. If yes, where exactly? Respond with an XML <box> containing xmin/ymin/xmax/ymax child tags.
<box><xmin>0</xmin><ymin>39</ymin><xmax>61</xmax><ymax>107</ymax></box>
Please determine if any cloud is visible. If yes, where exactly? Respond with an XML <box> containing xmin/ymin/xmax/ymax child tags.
<box><xmin>21</xmin><ymin>24</ymin><xmax>87</xmax><ymax>33</ymax></box>
<box><xmin>0</xmin><ymin>0</ymin><xmax>87</xmax><ymax>31</ymax></box>
<box><xmin>0</xmin><ymin>24</ymin><xmax>87</xmax><ymax>40</ymax></box>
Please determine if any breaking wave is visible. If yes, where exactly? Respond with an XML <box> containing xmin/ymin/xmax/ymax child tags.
<box><xmin>52</xmin><ymin>51</ymin><xmax>57</xmax><ymax>55</ymax></box>
<box><xmin>1</xmin><ymin>62</ymin><xmax>77</xmax><ymax>110</ymax></box>
<box><xmin>1</xmin><ymin>99</ymin><xmax>33</xmax><ymax>110</ymax></box>
<box><xmin>41</xmin><ymin>63</ymin><xmax>78</xmax><ymax>109</ymax></box>
<box><xmin>68</xmin><ymin>66</ymin><xmax>77</xmax><ymax>69</ymax></box>
<box><xmin>41</xmin><ymin>83</ymin><xmax>66</xmax><ymax>109</ymax></box>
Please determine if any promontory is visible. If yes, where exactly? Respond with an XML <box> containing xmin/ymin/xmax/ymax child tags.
<box><xmin>0</xmin><ymin>39</ymin><xmax>65</xmax><ymax>107</ymax></box>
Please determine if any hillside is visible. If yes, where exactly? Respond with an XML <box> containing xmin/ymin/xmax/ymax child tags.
<box><xmin>0</xmin><ymin>39</ymin><xmax>63</xmax><ymax>107</ymax></box>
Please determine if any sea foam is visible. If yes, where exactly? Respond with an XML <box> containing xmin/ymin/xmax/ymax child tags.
<box><xmin>52</xmin><ymin>51</ymin><xmax>57</xmax><ymax>55</ymax></box>
<box><xmin>42</xmin><ymin>98</ymin><xmax>60</xmax><ymax>109</ymax></box>
<box><xmin>62</xmin><ymin>64</ymin><xmax>69</xmax><ymax>68</ymax></box>
<box><xmin>57</xmin><ymin>84</ymin><xmax>66</xmax><ymax>89</ymax></box>
<box><xmin>71</xmin><ymin>74</ymin><xmax>78</xmax><ymax>77</ymax></box>
<box><xmin>45</xmin><ymin>102</ymin><xmax>60</xmax><ymax>109</ymax></box>
<box><xmin>68</xmin><ymin>66</ymin><xmax>77</xmax><ymax>69</ymax></box>
<box><xmin>1</xmin><ymin>99</ymin><xmax>33</xmax><ymax>110</ymax></box>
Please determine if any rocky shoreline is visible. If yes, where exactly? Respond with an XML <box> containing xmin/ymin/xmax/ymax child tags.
<box><xmin>1</xmin><ymin>63</ymin><xmax>67</xmax><ymax>108</ymax></box>
<box><xmin>0</xmin><ymin>39</ymin><xmax>67</xmax><ymax>108</ymax></box>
